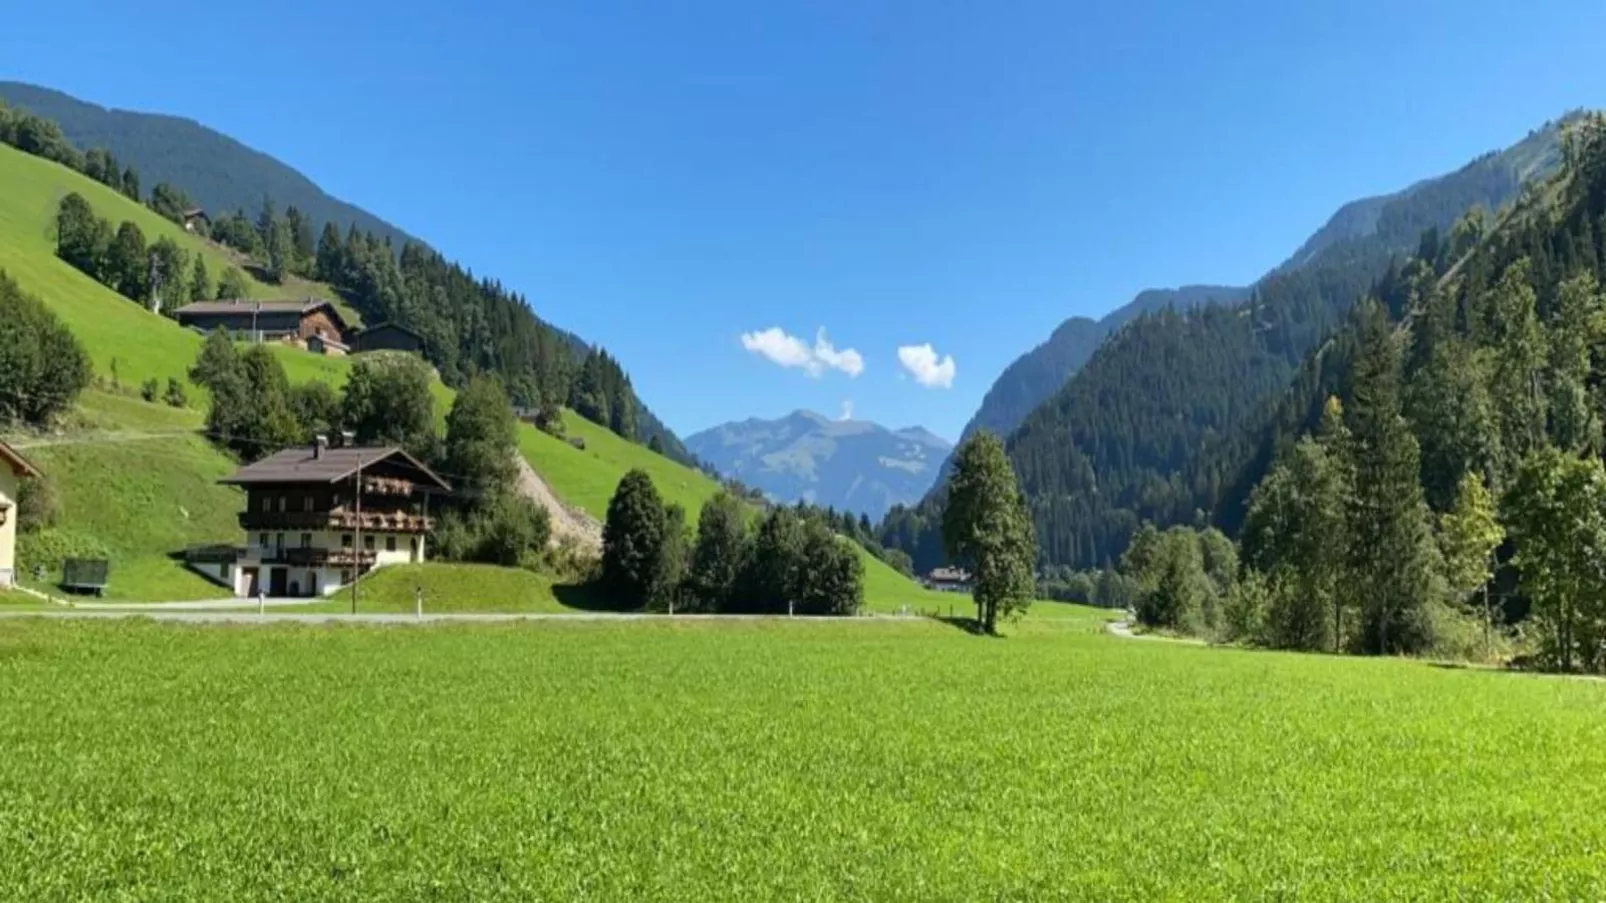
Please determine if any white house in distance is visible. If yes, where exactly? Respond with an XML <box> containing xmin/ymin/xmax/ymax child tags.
<box><xmin>197</xmin><ymin>439</ymin><xmax>451</xmax><ymax>598</ymax></box>
<box><xmin>0</xmin><ymin>441</ymin><xmax>42</xmax><ymax>589</ymax></box>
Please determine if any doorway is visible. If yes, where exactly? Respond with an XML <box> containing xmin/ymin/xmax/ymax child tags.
<box><xmin>268</xmin><ymin>567</ymin><xmax>288</xmax><ymax>597</ymax></box>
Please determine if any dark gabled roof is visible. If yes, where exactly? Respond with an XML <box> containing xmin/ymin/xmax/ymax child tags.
<box><xmin>0</xmin><ymin>441</ymin><xmax>42</xmax><ymax>479</ymax></box>
<box><xmin>174</xmin><ymin>298</ymin><xmax>351</xmax><ymax>333</ymax></box>
<box><xmin>357</xmin><ymin>321</ymin><xmax>424</xmax><ymax>341</ymax></box>
<box><xmin>220</xmin><ymin>446</ymin><xmax>450</xmax><ymax>491</ymax></box>
<box><xmin>182</xmin><ymin>208</ymin><xmax>208</xmax><ymax>219</ymax></box>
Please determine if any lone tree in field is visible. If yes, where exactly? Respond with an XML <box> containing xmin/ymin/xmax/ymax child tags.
<box><xmin>942</xmin><ymin>430</ymin><xmax>1036</xmax><ymax>634</ymax></box>
<box><xmin>603</xmin><ymin>469</ymin><xmax>670</xmax><ymax>607</ymax></box>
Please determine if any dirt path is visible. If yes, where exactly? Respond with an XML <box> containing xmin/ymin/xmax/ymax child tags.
<box><xmin>514</xmin><ymin>454</ymin><xmax>603</xmax><ymax>551</ymax></box>
<box><xmin>1105</xmin><ymin>620</ymin><xmax>1207</xmax><ymax>644</ymax></box>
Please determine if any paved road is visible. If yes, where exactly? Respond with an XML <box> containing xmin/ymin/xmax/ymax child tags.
<box><xmin>0</xmin><ymin>610</ymin><xmax>922</xmax><ymax>625</ymax></box>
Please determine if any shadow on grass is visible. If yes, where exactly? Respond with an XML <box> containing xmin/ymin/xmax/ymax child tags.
<box><xmin>925</xmin><ymin>614</ymin><xmax>997</xmax><ymax>636</ymax></box>
<box><xmin>552</xmin><ymin>581</ymin><xmax>643</xmax><ymax>614</ymax></box>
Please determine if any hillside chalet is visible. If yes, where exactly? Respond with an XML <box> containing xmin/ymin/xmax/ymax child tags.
<box><xmin>0</xmin><ymin>441</ymin><xmax>42</xmax><ymax>589</ymax></box>
<box><xmin>922</xmin><ymin>567</ymin><xmax>972</xmax><ymax>593</ymax></box>
<box><xmin>351</xmin><ymin>322</ymin><xmax>424</xmax><ymax>354</ymax></box>
<box><xmin>174</xmin><ymin>298</ymin><xmax>353</xmax><ymax>355</ymax></box>
<box><xmin>202</xmin><ymin>439</ymin><xmax>451</xmax><ymax>598</ymax></box>
<box><xmin>181</xmin><ymin>208</ymin><xmax>210</xmax><ymax>233</ymax></box>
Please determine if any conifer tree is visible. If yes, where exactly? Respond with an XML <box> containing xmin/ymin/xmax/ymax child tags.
<box><xmin>1344</xmin><ymin>301</ymin><xmax>1443</xmax><ymax>655</ymax></box>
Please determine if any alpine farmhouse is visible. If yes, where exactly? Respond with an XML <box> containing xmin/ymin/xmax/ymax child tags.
<box><xmin>196</xmin><ymin>439</ymin><xmax>451</xmax><ymax>597</ymax></box>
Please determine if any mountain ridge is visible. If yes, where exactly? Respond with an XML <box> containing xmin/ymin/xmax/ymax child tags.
<box><xmin>687</xmin><ymin>410</ymin><xmax>952</xmax><ymax>519</ymax></box>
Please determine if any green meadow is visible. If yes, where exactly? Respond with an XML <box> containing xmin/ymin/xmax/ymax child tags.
<box><xmin>1</xmin><ymin>616</ymin><xmax>1603</xmax><ymax>899</ymax></box>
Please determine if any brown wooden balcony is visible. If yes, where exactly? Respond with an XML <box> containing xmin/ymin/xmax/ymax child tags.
<box><xmin>239</xmin><ymin>510</ymin><xmax>435</xmax><ymax>533</ymax></box>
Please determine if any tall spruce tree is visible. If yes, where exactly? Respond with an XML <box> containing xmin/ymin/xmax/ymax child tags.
<box><xmin>1344</xmin><ymin>301</ymin><xmax>1443</xmax><ymax>655</ymax></box>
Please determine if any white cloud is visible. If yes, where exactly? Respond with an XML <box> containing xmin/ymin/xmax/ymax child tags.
<box><xmin>897</xmin><ymin>343</ymin><xmax>957</xmax><ymax>389</ymax></box>
<box><xmin>812</xmin><ymin>329</ymin><xmax>865</xmax><ymax>378</ymax></box>
<box><xmin>838</xmin><ymin>399</ymin><xmax>854</xmax><ymax>421</ymax></box>
<box><xmin>741</xmin><ymin>327</ymin><xmax>815</xmax><ymax>371</ymax></box>
<box><xmin>739</xmin><ymin>326</ymin><xmax>864</xmax><ymax>378</ymax></box>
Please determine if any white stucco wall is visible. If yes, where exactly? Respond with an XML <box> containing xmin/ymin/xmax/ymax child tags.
<box><xmin>231</xmin><ymin>527</ymin><xmax>427</xmax><ymax>597</ymax></box>
<box><xmin>0</xmin><ymin>465</ymin><xmax>17</xmax><ymax>588</ymax></box>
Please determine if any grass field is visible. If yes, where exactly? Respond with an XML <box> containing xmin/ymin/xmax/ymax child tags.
<box><xmin>1</xmin><ymin>617</ymin><xmax>1602</xmax><ymax>899</ymax></box>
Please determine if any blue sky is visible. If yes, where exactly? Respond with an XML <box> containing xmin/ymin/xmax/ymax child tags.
<box><xmin>5</xmin><ymin>1</ymin><xmax>1606</xmax><ymax>440</ymax></box>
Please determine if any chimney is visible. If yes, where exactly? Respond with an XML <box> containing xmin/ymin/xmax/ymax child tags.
<box><xmin>314</xmin><ymin>434</ymin><xmax>329</xmax><ymax>459</ymax></box>
<box><xmin>340</xmin><ymin>430</ymin><xmax>356</xmax><ymax>449</ymax></box>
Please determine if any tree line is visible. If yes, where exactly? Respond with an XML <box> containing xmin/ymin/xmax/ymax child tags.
<box><xmin>1</xmin><ymin>101</ymin><xmax>139</xmax><ymax>203</ymax></box>
<box><xmin>55</xmin><ymin>192</ymin><xmax>247</xmax><ymax>313</ymax></box>
<box><xmin>599</xmin><ymin>475</ymin><xmax>864</xmax><ymax>615</ymax></box>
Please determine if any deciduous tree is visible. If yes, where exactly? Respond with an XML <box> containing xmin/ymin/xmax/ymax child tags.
<box><xmin>943</xmin><ymin>430</ymin><xmax>1036</xmax><ymax>633</ymax></box>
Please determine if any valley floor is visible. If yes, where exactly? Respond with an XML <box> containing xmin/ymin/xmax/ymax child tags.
<box><xmin>1</xmin><ymin>616</ymin><xmax>1602</xmax><ymax>899</ymax></box>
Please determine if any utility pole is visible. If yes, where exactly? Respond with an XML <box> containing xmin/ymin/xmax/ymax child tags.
<box><xmin>351</xmin><ymin>455</ymin><xmax>363</xmax><ymax>615</ymax></box>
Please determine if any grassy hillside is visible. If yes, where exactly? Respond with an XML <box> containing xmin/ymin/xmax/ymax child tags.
<box><xmin>518</xmin><ymin>410</ymin><xmax>723</xmax><ymax>520</ymax></box>
<box><xmin>3</xmin><ymin>141</ymin><xmax>946</xmax><ymax>610</ymax></box>
<box><xmin>0</xmin><ymin>144</ymin><xmax>354</xmax><ymax>394</ymax></box>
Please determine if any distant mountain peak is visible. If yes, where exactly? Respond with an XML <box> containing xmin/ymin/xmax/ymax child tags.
<box><xmin>688</xmin><ymin>413</ymin><xmax>951</xmax><ymax>518</ymax></box>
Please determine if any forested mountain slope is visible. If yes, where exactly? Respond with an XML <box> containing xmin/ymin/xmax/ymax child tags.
<box><xmin>1226</xmin><ymin>114</ymin><xmax>1606</xmax><ymax>663</ymax></box>
<box><xmin>960</xmin><ymin>284</ymin><xmax>1248</xmax><ymax>450</ymax></box>
<box><xmin>1006</xmin><ymin>117</ymin><xmax>1572</xmax><ymax>569</ymax></box>
<box><xmin>879</xmin><ymin>115</ymin><xmax>1575</xmax><ymax>574</ymax></box>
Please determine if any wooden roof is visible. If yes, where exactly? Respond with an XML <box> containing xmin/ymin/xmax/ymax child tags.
<box><xmin>175</xmin><ymin>298</ymin><xmax>352</xmax><ymax>333</ymax></box>
<box><xmin>220</xmin><ymin>446</ymin><xmax>450</xmax><ymax>491</ymax></box>
<box><xmin>0</xmin><ymin>441</ymin><xmax>41</xmax><ymax>479</ymax></box>
<box><xmin>357</xmin><ymin>321</ymin><xmax>424</xmax><ymax>341</ymax></box>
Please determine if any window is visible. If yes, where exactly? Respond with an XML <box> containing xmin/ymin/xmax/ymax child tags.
<box><xmin>341</xmin><ymin>534</ymin><xmax>353</xmax><ymax>548</ymax></box>
<box><xmin>275</xmin><ymin>533</ymin><xmax>285</xmax><ymax>551</ymax></box>
<box><xmin>300</xmin><ymin>533</ymin><xmax>312</xmax><ymax>549</ymax></box>
<box><xmin>303</xmin><ymin>496</ymin><xmax>314</xmax><ymax>513</ymax></box>
<box><xmin>385</xmin><ymin>536</ymin><xmax>397</xmax><ymax>553</ymax></box>
<box><xmin>363</xmin><ymin>534</ymin><xmax>376</xmax><ymax>551</ymax></box>
<box><xmin>260</xmin><ymin>496</ymin><xmax>272</xmax><ymax>513</ymax></box>
<box><xmin>277</xmin><ymin>496</ymin><xmax>287</xmax><ymax>513</ymax></box>
<box><xmin>259</xmin><ymin>533</ymin><xmax>269</xmax><ymax>549</ymax></box>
